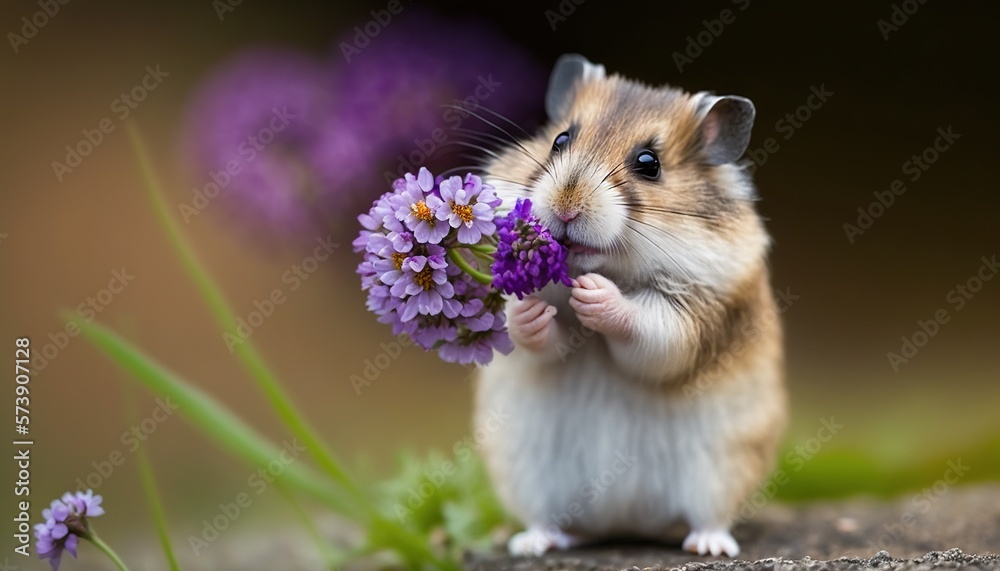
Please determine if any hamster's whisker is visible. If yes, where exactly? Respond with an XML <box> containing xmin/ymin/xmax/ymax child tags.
<box><xmin>623</xmin><ymin>216</ymin><xmax>699</xmax><ymax>284</ymax></box>
<box><xmin>454</xmin><ymin>153</ymin><xmax>495</xmax><ymax>172</ymax></box>
<box><xmin>614</xmin><ymin>202</ymin><xmax>718</xmax><ymax>221</ymax></box>
<box><xmin>583</xmin><ymin>160</ymin><xmax>627</xmax><ymax>200</ymax></box>
<box><xmin>438</xmin><ymin>164</ymin><xmax>488</xmax><ymax>177</ymax></box>
<box><xmin>601</xmin><ymin>160</ymin><xmax>627</xmax><ymax>184</ymax></box>
<box><xmin>466</xmin><ymin>103</ymin><xmax>533</xmax><ymax>139</ymax></box>
<box><xmin>453</xmin><ymin>129</ymin><xmax>551</xmax><ymax>178</ymax></box>
<box><xmin>453</xmin><ymin>128</ymin><xmax>515</xmax><ymax>150</ymax></box>
<box><xmin>443</xmin><ymin>103</ymin><xmax>553</xmax><ymax>177</ymax></box>
<box><xmin>443</xmin><ymin>140</ymin><xmax>506</xmax><ymax>161</ymax></box>
<box><xmin>439</xmin><ymin>163</ymin><xmax>534</xmax><ymax>194</ymax></box>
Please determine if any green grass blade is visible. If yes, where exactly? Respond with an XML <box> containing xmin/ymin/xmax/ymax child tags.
<box><xmin>275</xmin><ymin>484</ymin><xmax>349</xmax><ymax>570</ymax></box>
<box><xmin>136</xmin><ymin>442</ymin><xmax>181</xmax><ymax>571</ymax></box>
<box><xmin>124</xmin><ymin>122</ymin><xmax>366</xmax><ymax>503</ymax></box>
<box><xmin>72</xmin><ymin>315</ymin><xmax>362</xmax><ymax>519</ymax></box>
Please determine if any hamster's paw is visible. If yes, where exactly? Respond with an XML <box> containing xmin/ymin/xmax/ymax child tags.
<box><xmin>682</xmin><ymin>528</ymin><xmax>740</xmax><ymax>557</ymax></box>
<box><xmin>508</xmin><ymin>296</ymin><xmax>558</xmax><ymax>352</ymax></box>
<box><xmin>508</xmin><ymin>526</ymin><xmax>582</xmax><ymax>556</ymax></box>
<box><xmin>569</xmin><ymin>273</ymin><xmax>633</xmax><ymax>339</ymax></box>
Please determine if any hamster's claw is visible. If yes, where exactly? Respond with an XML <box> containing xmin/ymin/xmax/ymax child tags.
<box><xmin>508</xmin><ymin>526</ymin><xmax>582</xmax><ymax>556</ymax></box>
<box><xmin>682</xmin><ymin>528</ymin><xmax>740</xmax><ymax>557</ymax></box>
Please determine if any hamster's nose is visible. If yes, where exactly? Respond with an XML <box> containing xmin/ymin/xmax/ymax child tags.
<box><xmin>557</xmin><ymin>210</ymin><xmax>580</xmax><ymax>223</ymax></box>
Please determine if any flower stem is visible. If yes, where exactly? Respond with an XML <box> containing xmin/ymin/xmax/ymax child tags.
<box><xmin>466</xmin><ymin>244</ymin><xmax>497</xmax><ymax>254</ymax></box>
<box><xmin>447</xmin><ymin>248</ymin><xmax>493</xmax><ymax>285</ymax></box>
<box><xmin>88</xmin><ymin>529</ymin><xmax>129</xmax><ymax>571</ymax></box>
<box><xmin>126</xmin><ymin>123</ymin><xmax>369</xmax><ymax>517</ymax></box>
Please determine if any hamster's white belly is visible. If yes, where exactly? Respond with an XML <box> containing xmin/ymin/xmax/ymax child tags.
<box><xmin>474</xmin><ymin>340</ymin><xmax>777</xmax><ymax>539</ymax></box>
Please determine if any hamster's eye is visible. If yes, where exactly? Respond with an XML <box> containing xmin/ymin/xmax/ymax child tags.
<box><xmin>633</xmin><ymin>149</ymin><xmax>660</xmax><ymax>179</ymax></box>
<box><xmin>552</xmin><ymin>131</ymin><xmax>571</xmax><ymax>153</ymax></box>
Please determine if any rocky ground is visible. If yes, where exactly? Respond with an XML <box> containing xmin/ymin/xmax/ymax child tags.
<box><xmin>30</xmin><ymin>484</ymin><xmax>1000</xmax><ymax>570</ymax></box>
<box><xmin>469</xmin><ymin>484</ymin><xmax>1000</xmax><ymax>571</ymax></box>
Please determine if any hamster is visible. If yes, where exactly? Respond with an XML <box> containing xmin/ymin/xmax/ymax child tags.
<box><xmin>473</xmin><ymin>55</ymin><xmax>786</xmax><ymax>558</ymax></box>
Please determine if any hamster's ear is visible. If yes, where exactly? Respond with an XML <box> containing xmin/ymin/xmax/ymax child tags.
<box><xmin>546</xmin><ymin>54</ymin><xmax>606</xmax><ymax>121</ymax></box>
<box><xmin>698</xmin><ymin>95</ymin><xmax>755</xmax><ymax>166</ymax></box>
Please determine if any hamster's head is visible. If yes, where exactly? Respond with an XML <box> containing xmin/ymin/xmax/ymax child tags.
<box><xmin>485</xmin><ymin>54</ymin><xmax>771</xmax><ymax>293</ymax></box>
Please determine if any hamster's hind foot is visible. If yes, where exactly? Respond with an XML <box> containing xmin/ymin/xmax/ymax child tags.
<box><xmin>682</xmin><ymin>527</ymin><xmax>740</xmax><ymax>557</ymax></box>
<box><xmin>508</xmin><ymin>526</ymin><xmax>583</xmax><ymax>556</ymax></box>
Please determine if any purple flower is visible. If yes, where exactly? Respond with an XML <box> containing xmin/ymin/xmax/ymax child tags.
<box><xmin>437</xmin><ymin>174</ymin><xmax>497</xmax><ymax>244</ymax></box>
<box><xmin>438</xmin><ymin>313</ymin><xmax>514</xmax><ymax>365</ymax></box>
<box><xmin>332</xmin><ymin>12</ymin><xmax>545</xmax><ymax>170</ymax></box>
<box><xmin>183</xmin><ymin>48</ymin><xmax>373</xmax><ymax>239</ymax></box>
<box><xmin>395</xmin><ymin>249</ymin><xmax>457</xmax><ymax>321</ymax></box>
<box><xmin>358</xmin><ymin>170</ymin><xmax>569</xmax><ymax>365</ymax></box>
<box><xmin>395</xmin><ymin>169</ymin><xmax>450</xmax><ymax>244</ymax></box>
<box><xmin>492</xmin><ymin>198</ymin><xmax>572</xmax><ymax>299</ymax></box>
<box><xmin>34</xmin><ymin>490</ymin><xmax>104</xmax><ymax>570</ymax></box>
<box><xmin>358</xmin><ymin>168</ymin><xmax>517</xmax><ymax>364</ymax></box>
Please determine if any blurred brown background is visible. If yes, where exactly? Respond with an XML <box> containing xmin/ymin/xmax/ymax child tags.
<box><xmin>1</xmin><ymin>0</ymin><xmax>998</xmax><ymax>561</ymax></box>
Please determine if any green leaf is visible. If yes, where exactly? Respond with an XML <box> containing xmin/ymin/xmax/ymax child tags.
<box><xmin>125</xmin><ymin>122</ymin><xmax>367</xmax><ymax>506</ymax></box>
<box><xmin>72</xmin><ymin>315</ymin><xmax>361</xmax><ymax>518</ymax></box>
<box><xmin>377</xmin><ymin>450</ymin><xmax>514</xmax><ymax>557</ymax></box>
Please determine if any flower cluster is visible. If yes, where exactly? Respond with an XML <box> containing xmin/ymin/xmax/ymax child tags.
<box><xmin>356</xmin><ymin>168</ymin><xmax>513</xmax><ymax>365</ymax></box>
<box><xmin>35</xmin><ymin>490</ymin><xmax>104</xmax><ymax>570</ymax></box>
<box><xmin>492</xmin><ymin>198</ymin><xmax>572</xmax><ymax>299</ymax></box>
<box><xmin>183</xmin><ymin>12</ymin><xmax>545</xmax><ymax>241</ymax></box>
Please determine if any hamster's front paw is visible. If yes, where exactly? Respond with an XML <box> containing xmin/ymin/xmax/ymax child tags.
<box><xmin>508</xmin><ymin>295</ymin><xmax>558</xmax><ymax>352</ymax></box>
<box><xmin>569</xmin><ymin>273</ymin><xmax>634</xmax><ymax>339</ymax></box>
<box><xmin>682</xmin><ymin>528</ymin><xmax>740</xmax><ymax>557</ymax></box>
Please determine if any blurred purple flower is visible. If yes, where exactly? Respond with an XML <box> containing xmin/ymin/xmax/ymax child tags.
<box><xmin>184</xmin><ymin>48</ymin><xmax>370</xmax><ymax>237</ymax></box>
<box><xmin>333</xmin><ymin>12</ymin><xmax>545</xmax><ymax>176</ymax></box>
<box><xmin>183</xmin><ymin>12</ymin><xmax>543</xmax><ymax>245</ymax></box>
<box><xmin>34</xmin><ymin>490</ymin><xmax>104</xmax><ymax>570</ymax></box>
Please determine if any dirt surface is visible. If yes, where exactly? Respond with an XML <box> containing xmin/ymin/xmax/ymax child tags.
<box><xmin>468</xmin><ymin>484</ymin><xmax>1000</xmax><ymax>571</ymax></box>
<box><xmin>39</xmin><ymin>484</ymin><xmax>1000</xmax><ymax>570</ymax></box>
